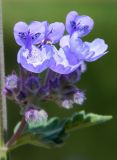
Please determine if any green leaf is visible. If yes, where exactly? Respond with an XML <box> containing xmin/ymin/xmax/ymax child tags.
<box><xmin>9</xmin><ymin>111</ymin><xmax>112</xmax><ymax>151</ymax></box>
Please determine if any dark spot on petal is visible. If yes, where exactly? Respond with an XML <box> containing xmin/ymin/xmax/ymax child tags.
<box><xmin>31</xmin><ymin>33</ymin><xmax>40</xmax><ymax>40</ymax></box>
<box><xmin>70</xmin><ymin>21</ymin><xmax>77</xmax><ymax>30</ymax></box>
<box><xmin>19</xmin><ymin>32</ymin><xmax>27</xmax><ymax>39</ymax></box>
<box><xmin>78</xmin><ymin>25</ymin><xmax>89</xmax><ymax>32</ymax></box>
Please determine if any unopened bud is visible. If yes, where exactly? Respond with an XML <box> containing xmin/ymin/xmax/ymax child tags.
<box><xmin>73</xmin><ymin>91</ymin><xmax>86</xmax><ymax>105</ymax></box>
<box><xmin>25</xmin><ymin>76</ymin><xmax>40</xmax><ymax>93</ymax></box>
<box><xmin>61</xmin><ymin>99</ymin><xmax>73</xmax><ymax>109</ymax></box>
<box><xmin>25</xmin><ymin>108</ymin><xmax>48</xmax><ymax>127</ymax></box>
<box><xmin>16</xmin><ymin>90</ymin><xmax>27</xmax><ymax>105</ymax></box>
<box><xmin>2</xmin><ymin>88</ymin><xmax>14</xmax><ymax>99</ymax></box>
<box><xmin>5</xmin><ymin>74</ymin><xmax>18</xmax><ymax>90</ymax></box>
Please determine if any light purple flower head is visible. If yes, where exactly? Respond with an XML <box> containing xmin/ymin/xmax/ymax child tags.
<box><xmin>50</xmin><ymin>34</ymin><xmax>108</xmax><ymax>75</ymax></box>
<box><xmin>59</xmin><ymin>32</ymin><xmax>108</xmax><ymax>72</ymax></box>
<box><xmin>4</xmin><ymin>11</ymin><xmax>110</xmax><ymax>121</ymax></box>
<box><xmin>14</xmin><ymin>21</ymin><xmax>65</xmax><ymax>73</ymax></box>
<box><xmin>13</xmin><ymin>11</ymin><xmax>108</xmax><ymax>75</ymax></box>
<box><xmin>66</xmin><ymin>11</ymin><xmax>94</xmax><ymax>37</ymax></box>
<box><xmin>14</xmin><ymin>21</ymin><xmax>51</xmax><ymax>73</ymax></box>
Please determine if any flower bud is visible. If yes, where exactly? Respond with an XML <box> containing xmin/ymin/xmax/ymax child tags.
<box><xmin>49</xmin><ymin>77</ymin><xmax>60</xmax><ymax>90</ymax></box>
<box><xmin>2</xmin><ymin>88</ymin><xmax>14</xmax><ymax>99</ymax></box>
<box><xmin>25</xmin><ymin>76</ymin><xmax>40</xmax><ymax>93</ymax></box>
<box><xmin>64</xmin><ymin>62</ymin><xmax>87</xmax><ymax>83</ymax></box>
<box><xmin>16</xmin><ymin>90</ymin><xmax>28</xmax><ymax>105</ymax></box>
<box><xmin>61</xmin><ymin>99</ymin><xmax>73</xmax><ymax>109</ymax></box>
<box><xmin>25</xmin><ymin>108</ymin><xmax>48</xmax><ymax>127</ymax></box>
<box><xmin>73</xmin><ymin>91</ymin><xmax>86</xmax><ymax>105</ymax></box>
<box><xmin>5</xmin><ymin>74</ymin><xmax>18</xmax><ymax>90</ymax></box>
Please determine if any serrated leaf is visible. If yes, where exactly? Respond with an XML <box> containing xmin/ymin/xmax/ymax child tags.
<box><xmin>9</xmin><ymin>111</ymin><xmax>112</xmax><ymax>151</ymax></box>
<box><xmin>65</xmin><ymin>111</ymin><xmax>112</xmax><ymax>132</ymax></box>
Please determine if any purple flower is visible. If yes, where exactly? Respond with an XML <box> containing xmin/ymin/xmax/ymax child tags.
<box><xmin>66</xmin><ymin>11</ymin><xmax>94</xmax><ymax>37</ymax></box>
<box><xmin>13</xmin><ymin>12</ymin><xmax>108</xmax><ymax>75</ymax></box>
<box><xmin>58</xmin><ymin>32</ymin><xmax>108</xmax><ymax>73</ymax></box>
<box><xmin>17</xmin><ymin>45</ymin><xmax>53</xmax><ymax>73</ymax></box>
<box><xmin>14</xmin><ymin>21</ymin><xmax>51</xmax><ymax>73</ymax></box>
<box><xmin>70</xmin><ymin>33</ymin><xmax>108</xmax><ymax>62</ymax></box>
<box><xmin>14</xmin><ymin>21</ymin><xmax>65</xmax><ymax>73</ymax></box>
<box><xmin>49</xmin><ymin>34</ymin><xmax>87</xmax><ymax>74</ymax></box>
<box><xmin>60</xmin><ymin>33</ymin><xmax>91</xmax><ymax>63</ymax></box>
<box><xmin>14</xmin><ymin>21</ymin><xmax>45</xmax><ymax>47</ymax></box>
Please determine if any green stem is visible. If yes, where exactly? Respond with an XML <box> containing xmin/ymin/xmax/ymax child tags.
<box><xmin>0</xmin><ymin>147</ymin><xmax>7</xmax><ymax>160</ymax></box>
<box><xmin>0</xmin><ymin>0</ymin><xmax>8</xmax><ymax>159</ymax></box>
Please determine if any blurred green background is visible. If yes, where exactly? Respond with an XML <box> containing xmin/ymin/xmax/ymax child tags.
<box><xmin>2</xmin><ymin>0</ymin><xmax>117</xmax><ymax>160</ymax></box>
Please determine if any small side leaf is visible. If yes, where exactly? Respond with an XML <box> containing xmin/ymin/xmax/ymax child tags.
<box><xmin>9</xmin><ymin>111</ymin><xmax>112</xmax><ymax>151</ymax></box>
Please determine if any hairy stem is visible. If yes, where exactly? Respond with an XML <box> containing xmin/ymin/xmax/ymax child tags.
<box><xmin>0</xmin><ymin>0</ymin><xmax>8</xmax><ymax>159</ymax></box>
<box><xmin>6</xmin><ymin>117</ymin><xmax>26</xmax><ymax>148</ymax></box>
<box><xmin>44</xmin><ymin>69</ymin><xmax>58</xmax><ymax>86</ymax></box>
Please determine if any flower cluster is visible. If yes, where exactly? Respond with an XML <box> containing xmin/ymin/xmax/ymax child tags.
<box><xmin>15</xmin><ymin>11</ymin><xmax>108</xmax><ymax>74</ymax></box>
<box><xmin>3</xmin><ymin>11</ymin><xmax>108</xmax><ymax>126</ymax></box>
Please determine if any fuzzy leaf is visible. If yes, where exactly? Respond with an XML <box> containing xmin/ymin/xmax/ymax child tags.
<box><xmin>9</xmin><ymin>111</ymin><xmax>112</xmax><ymax>151</ymax></box>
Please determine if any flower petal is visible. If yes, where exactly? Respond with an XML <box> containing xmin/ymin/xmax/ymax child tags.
<box><xmin>14</xmin><ymin>22</ymin><xmax>28</xmax><ymax>46</ymax></box>
<box><xmin>85</xmin><ymin>38</ymin><xmax>108</xmax><ymax>62</ymax></box>
<box><xmin>59</xmin><ymin>35</ymin><xmax>70</xmax><ymax>48</ymax></box>
<box><xmin>28</xmin><ymin>21</ymin><xmax>45</xmax><ymax>44</ymax></box>
<box><xmin>50</xmin><ymin>47</ymin><xmax>81</xmax><ymax>74</ymax></box>
<box><xmin>65</xmin><ymin>11</ymin><xmax>94</xmax><ymax>37</ymax></box>
<box><xmin>66</xmin><ymin>11</ymin><xmax>78</xmax><ymax>35</ymax></box>
<box><xmin>17</xmin><ymin>45</ymin><xmax>52</xmax><ymax>73</ymax></box>
<box><xmin>69</xmin><ymin>32</ymin><xmax>90</xmax><ymax>60</ymax></box>
<box><xmin>75</xmin><ymin>15</ymin><xmax>94</xmax><ymax>37</ymax></box>
<box><xmin>48</xmin><ymin>22</ymin><xmax>65</xmax><ymax>44</ymax></box>
<box><xmin>63</xmin><ymin>47</ymin><xmax>78</xmax><ymax>65</ymax></box>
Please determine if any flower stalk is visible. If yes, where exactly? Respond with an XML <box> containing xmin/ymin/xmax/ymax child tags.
<box><xmin>6</xmin><ymin>117</ymin><xmax>26</xmax><ymax>148</ymax></box>
<box><xmin>0</xmin><ymin>0</ymin><xmax>8</xmax><ymax>159</ymax></box>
